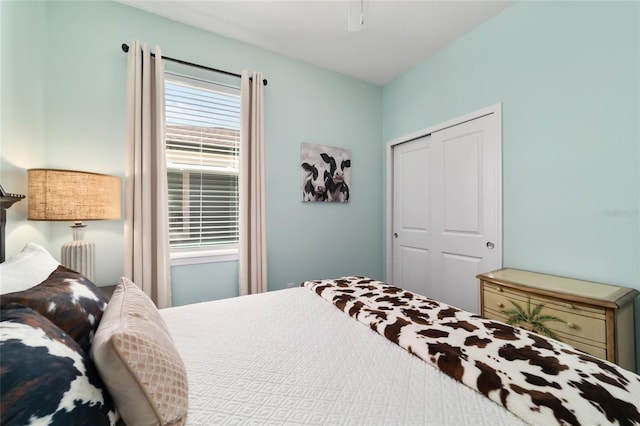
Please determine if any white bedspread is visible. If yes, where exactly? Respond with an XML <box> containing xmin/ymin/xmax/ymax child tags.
<box><xmin>161</xmin><ymin>287</ymin><xmax>525</xmax><ymax>425</ymax></box>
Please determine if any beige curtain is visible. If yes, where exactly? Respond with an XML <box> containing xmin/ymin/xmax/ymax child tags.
<box><xmin>123</xmin><ymin>40</ymin><xmax>171</xmax><ymax>308</ymax></box>
<box><xmin>239</xmin><ymin>71</ymin><xmax>267</xmax><ymax>296</ymax></box>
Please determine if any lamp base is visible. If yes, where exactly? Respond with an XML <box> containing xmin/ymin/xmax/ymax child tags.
<box><xmin>61</xmin><ymin>223</ymin><xmax>95</xmax><ymax>282</ymax></box>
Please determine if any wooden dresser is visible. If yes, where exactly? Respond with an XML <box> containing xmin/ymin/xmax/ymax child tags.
<box><xmin>477</xmin><ymin>268</ymin><xmax>638</xmax><ymax>372</ymax></box>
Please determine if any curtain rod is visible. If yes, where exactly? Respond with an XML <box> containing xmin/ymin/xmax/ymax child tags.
<box><xmin>121</xmin><ymin>43</ymin><xmax>267</xmax><ymax>86</ymax></box>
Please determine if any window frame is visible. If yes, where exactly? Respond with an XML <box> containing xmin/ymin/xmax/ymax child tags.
<box><xmin>164</xmin><ymin>72</ymin><xmax>241</xmax><ymax>265</ymax></box>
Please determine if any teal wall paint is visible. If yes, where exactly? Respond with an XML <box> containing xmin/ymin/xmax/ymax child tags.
<box><xmin>382</xmin><ymin>1</ymin><xmax>639</xmax><ymax>367</ymax></box>
<box><xmin>171</xmin><ymin>260</ymin><xmax>239</xmax><ymax>306</ymax></box>
<box><xmin>1</xmin><ymin>1</ymin><xmax>383</xmax><ymax>303</ymax></box>
<box><xmin>0</xmin><ymin>0</ymin><xmax>50</xmax><ymax>252</ymax></box>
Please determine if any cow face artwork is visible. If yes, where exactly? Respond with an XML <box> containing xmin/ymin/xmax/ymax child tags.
<box><xmin>301</xmin><ymin>143</ymin><xmax>352</xmax><ymax>203</ymax></box>
<box><xmin>301</xmin><ymin>161</ymin><xmax>330</xmax><ymax>201</ymax></box>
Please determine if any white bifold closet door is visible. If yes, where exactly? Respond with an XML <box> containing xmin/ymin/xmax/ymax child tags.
<box><xmin>391</xmin><ymin>110</ymin><xmax>501</xmax><ymax>314</ymax></box>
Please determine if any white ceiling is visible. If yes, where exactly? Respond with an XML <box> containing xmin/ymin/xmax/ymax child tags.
<box><xmin>118</xmin><ymin>0</ymin><xmax>514</xmax><ymax>86</ymax></box>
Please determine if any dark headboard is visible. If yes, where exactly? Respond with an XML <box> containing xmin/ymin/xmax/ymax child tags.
<box><xmin>0</xmin><ymin>184</ymin><xmax>26</xmax><ymax>262</ymax></box>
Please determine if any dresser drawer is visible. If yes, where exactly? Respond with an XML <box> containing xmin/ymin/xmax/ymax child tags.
<box><xmin>482</xmin><ymin>286</ymin><xmax>607</xmax><ymax>344</ymax></box>
<box><xmin>482</xmin><ymin>283</ymin><xmax>606</xmax><ymax>316</ymax></box>
<box><xmin>483</xmin><ymin>308</ymin><xmax>608</xmax><ymax>360</ymax></box>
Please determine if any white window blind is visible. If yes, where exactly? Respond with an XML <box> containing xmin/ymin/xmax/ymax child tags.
<box><xmin>165</xmin><ymin>74</ymin><xmax>240</xmax><ymax>250</ymax></box>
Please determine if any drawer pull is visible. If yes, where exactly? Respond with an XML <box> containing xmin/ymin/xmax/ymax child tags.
<box><xmin>566</xmin><ymin>322</ymin><xmax>576</xmax><ymax>329</ymax></box>
<box><xmin>497</xmin><ymin>302</ymin><xmax>504</xmax><ymax>308</ymax></box>
<box><xmin>565</xmin><ymin>303</ymin><xmax>574</xmax><ymax>309</ymax></box>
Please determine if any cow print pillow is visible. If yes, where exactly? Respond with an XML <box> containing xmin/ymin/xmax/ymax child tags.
<box><xmin>0</xmin><ymin>265</ymin><xmax>109</xmax><ymax>354</ymax></box>
<box><xmin>0</xmin><ymin>304</ymin><xmax>119</xmax><ymax>425</ymax></box>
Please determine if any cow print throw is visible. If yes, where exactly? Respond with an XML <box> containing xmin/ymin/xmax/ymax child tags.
<box><xmin>0</xmin><ymin>304</ymin><xmax>119</xmax><ymax>425</ymax></box>
<box><xmin>303</xmin><ymin>277</ymin><xmax>640</xmax><ymax>426</ymax></box>
<box><xmin>0</xmin><ymin>265</ymin><xmax>109</xmax><ymax>355</ymax></box>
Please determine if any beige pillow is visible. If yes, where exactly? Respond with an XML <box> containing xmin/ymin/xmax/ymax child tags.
<box><xmin>91</xmin><ymin>277</ymin><xmax>188</xmax><ymax>426</ymax></box>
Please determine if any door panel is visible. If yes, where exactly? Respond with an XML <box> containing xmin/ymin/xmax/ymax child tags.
<box><xmin>399</xmin><ymin>246</ymin><xmax>430</xmax><ymax>296</ymax></box>
<box><xmin>398</xmin><ymin>142</ymin><xmax>429</xmax><ymax>231</ymax></box>
<box><xmin>432</xmin><ymin>115</ymin><xmax>499</xmax><ymax>313</ymax></box>
<box><xmin>391</xmin><ymin>110</ymin><xmax>501</xmax><ymax>314</ymax></box>
<box><xmin>440</xmin><ymin>252</ymin><xmax>482</xmax><ymax>311</ymax></box>
<box><xmin>392</xmin><ymin>137</ymin><xmax>432</xmax><ymax>297</ymax></box>
<box><xmin>442</xmin><ymin>131</ymin><xmax>480</xmax><ymax>234</ymax></box>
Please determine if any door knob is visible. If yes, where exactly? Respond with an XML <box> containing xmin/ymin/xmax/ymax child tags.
<box><xmin>486</xmin><ymin>241</ymin><xmax>495</xmax><ymax>249</ymax></box>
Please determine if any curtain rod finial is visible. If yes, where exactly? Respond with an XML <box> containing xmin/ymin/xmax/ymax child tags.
<box><xmin>121</xmin><ymin>43</ymin><xmax>129</xmax><ymax>53</ymax></box>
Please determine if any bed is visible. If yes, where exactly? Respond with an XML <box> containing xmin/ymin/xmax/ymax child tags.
<box><xmin>1</xmin><ymin>243</ymin><xmax>639</xmax><ymax>426</ymax></box>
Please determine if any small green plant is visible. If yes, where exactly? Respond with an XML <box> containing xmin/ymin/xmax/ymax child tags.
<box><xmin>502</xmin><ymin>298</ymin><xmax>566</xmax><ymax>341</ymax></box>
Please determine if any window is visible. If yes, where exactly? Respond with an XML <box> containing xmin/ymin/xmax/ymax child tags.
<box><xmin>165</xmin><ymin>74</ymin><xmax>240</xmax><ymax>257</ymax></box>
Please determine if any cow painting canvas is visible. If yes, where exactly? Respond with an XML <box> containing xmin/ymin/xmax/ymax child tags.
<box><xmin>301</xmin><ymin>143</ymin><xmax>351</xmax><ymax>202</ymax></box>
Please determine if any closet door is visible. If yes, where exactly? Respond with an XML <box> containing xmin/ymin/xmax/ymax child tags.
<box><xmin>390</xmin><ymin>109</ymin><xmax>501</xmax><ymax>313</ymax></box>
<box><xmin>430</xmin><ymin>114</ymin><xmax>500</xmax><ymax>313</ymax></box>
<box><xmin>392</xmin><ymin>136</ymin><xmax>431</xmax><ymax>297</ymax></box>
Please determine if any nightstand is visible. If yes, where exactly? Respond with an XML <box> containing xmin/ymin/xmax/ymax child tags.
<box><xmin>99</xmin><ymin>285</ymin><xmax>117</xmax><ymax>300</ymax></box>
<box><xmin>477</xmin><ymin>268</ymin><xmax>638</xmax><ymax>372</ymax></box>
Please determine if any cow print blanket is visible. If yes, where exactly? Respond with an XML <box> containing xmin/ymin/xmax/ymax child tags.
<box><xmin>302</xmin><ymin>277</ymin><xmax>640</xmax><ymax>426</ymax></box>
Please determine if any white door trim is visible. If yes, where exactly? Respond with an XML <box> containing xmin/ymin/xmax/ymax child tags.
<box><xmin>385</xmin><ymin>103</ymin><xmax>503</xmax><ymax>282</ymax></box>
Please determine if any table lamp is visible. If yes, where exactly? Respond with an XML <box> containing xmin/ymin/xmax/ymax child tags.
<box><xmin>27</xmin><ymin>169</ymin><xmax>121</xmax><ymax>282</ymax></box>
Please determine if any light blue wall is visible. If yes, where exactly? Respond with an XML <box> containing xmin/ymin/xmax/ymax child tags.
<box><xmin>0</xmin><ymin>0</ymin><xmax>50</xmax><ymax>250</ymax></box>
<box><xmin>383</xmin><ymin>1</ymin><xmax>639</xmax><ymax>367</ymax></box>
<box><xmin>171</xmin><ymin>261</ymin><xmax>239</xmax><ymax>306</ymax></box>
<box><xmin>1</xmin><ymin>0</ymin><xmax>383</xmax><ymax>303</ymax></box>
